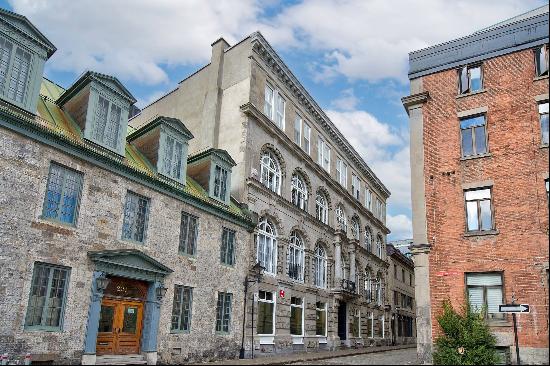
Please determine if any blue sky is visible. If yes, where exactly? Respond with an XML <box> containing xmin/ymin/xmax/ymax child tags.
<box><xmin>2</xmin><ymin>0</ymin><xmax>545</xmax><ymax>240</ymax></box>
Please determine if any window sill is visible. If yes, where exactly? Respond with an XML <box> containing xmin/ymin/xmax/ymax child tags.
<box><xmin>178</xmin><ymin>252</ymin><xmax>197</xmax><ymax>260</ymax></box>
<box><xmin>487</xmin><ymin>319</ymin><xmax>511</xmax><ymax>327</ymax></box>
<box><xmin>170</xmin><ymin>330</ymin><xmax>190</xmax><ymax>335</ymax></box>
<box><xmin>540</xmin><ymin>144</ymin><xmax>549</xmax><ymax>149</ymax></box>
<box><xmin>533</xmin><ymin>74</ymin><xmax>549</xmax><ymax>81</ymax></box>
<box><xmin>460</xmin><ymin>152</ymin><xmax>492</xmax><ymax>161</ymax></box>
<box><xmin>259</xmin><ymin>335</ymin><xmax>275</xmax><ymax>345</ymax></box>
<box><xmin>121</xmin><ymin>238</ymin><xmax>146</xmax><ymax>245</ymax></box>
<box><xmin>215</xmin><ymin>331</ymin><xmax>232</xmax><ymax>336</ymax></box>
<box><xmin>35</xmin><ymin>217</ymin><xmax>77</xmax><ymax>231</ymax></box>
<box><xmin>24</xmin><ymin>326</ymin><xmax>63</xmax><ymax>332</ymax></box>
<box><xmin>456</xmin><ymin>89</ymin><xmax>487</xmax><ymax>99</ymax></box>
<box><xmin>464</xmin><ymin>229</ymin><xmax>499</xmax><ymax>237</ymax></box>
<box><xmin>221</xmin><ymin>262</ymin><xmax>235</xmax><ymax>268</ymax></box>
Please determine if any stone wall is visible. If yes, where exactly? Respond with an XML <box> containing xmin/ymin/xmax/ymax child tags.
<box><xmin>0</xmin><ymin>126</ymin><xmax>252</xmax><ymax>364</ymax></box>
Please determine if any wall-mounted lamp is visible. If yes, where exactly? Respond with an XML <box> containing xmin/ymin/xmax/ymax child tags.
<box><xmin>155</xmin><ymin>285</ymin><xmax>168</xmax><ymax>301</ymax></box>
<box><xmin>96</xmin><ymin>275</ymin><xmax>111</xmax><ymax>292</ymax></box>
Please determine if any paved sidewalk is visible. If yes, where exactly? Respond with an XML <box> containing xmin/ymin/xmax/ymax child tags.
<box><xmin>197</xmin><ymin>344</ymin><xmax>416</xmax><ymax>365</ymax></box>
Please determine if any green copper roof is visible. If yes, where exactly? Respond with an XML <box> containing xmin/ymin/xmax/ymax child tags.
<box><xmin>27</xmin><ymin>78</ymin><xmax>252</xmax><ymax>226</ymax></box>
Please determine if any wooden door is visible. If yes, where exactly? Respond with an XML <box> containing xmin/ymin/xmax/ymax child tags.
<box><xmin>96</xmin><ymin>298</ymin><xmax>143</xmax><ymax>355</ymax></box>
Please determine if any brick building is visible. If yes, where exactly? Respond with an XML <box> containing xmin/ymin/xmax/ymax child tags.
<box><xmin>386</xmin><ymin>243</ymin><xmax>416</xmax><ymax>346</ymax></box>
<box><xmin>402</xmin><ymin>5</ymin><xmax>549</xmax><ymax>364</ymax></box>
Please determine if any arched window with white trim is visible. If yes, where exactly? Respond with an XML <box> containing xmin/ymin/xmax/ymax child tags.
<box><xmin>335</xmin><ymin>205</ymin><xmax>347</xmax><ymax>232</ymax></box>
<box><xmin>291</xmin><ymin>173</ymin><xmax>308</xmax><ymax>210</ymax></box>
<box><xmin>257</xmin><ymin>217</ymin><xmax>277</xmax><ymax>275</ymax></box>
<box><xmin>315</xmin><ymin>191</ymin><xmax>329</xmax><ymax>224</ymax></box>
<box><xmin>260</xmin><ymin>152</ymin><xmax>281</xmax><ymax>194</ymax></box>
<box><xmin>375</xmin><ymin>273</ymin><xmax>383</xmax><ymax>306</ymax></box>
<box><xmin>287</xmin><ymin>231</ymin><xmax>305</xmax><ymax>282</ymax></box>
<box><xmin>313</xmin><ymin>244</ymin><xmax>327</xmax><ymax>288</ymax></box>
<box><xmin>351</xmin><ymin>216</ymin><xmax>360</xmax><ymax>240</ymax></box>
<box><xmin>364</xmin><ymin>226</ymin><xmax>372</xmax><ymax>253</ymax></box>
<box><xmin>364</xmin><ymin>269</ymin><xmax>372</xmax><ymax>302</ymax></box>
<box><xmin>376</xmin><ymin>235</ymin><xmax>383</xmax><ymax>258</ymax></box>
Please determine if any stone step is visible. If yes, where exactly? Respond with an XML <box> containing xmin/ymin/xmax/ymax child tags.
<box><xmin>96</xmin><ymin>354</ymin><xmax>147</xmax><ymax>365</ymax></box>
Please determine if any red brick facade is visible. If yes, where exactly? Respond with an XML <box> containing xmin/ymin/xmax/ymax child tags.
<box><xmin>422</xmin><ymin>47</ymin><xmax>549</xmax><ymax>351</ymax></box>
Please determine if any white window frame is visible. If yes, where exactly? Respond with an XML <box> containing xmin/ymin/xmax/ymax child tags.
<box><xmin>260</xmin><ymin>152</ymin><xmax>282</xmax><ymax>195</ymax></box>
<box><xmin>256</xmin><ymin>218</ymin><xmax>277</xmax><ymax>276</ymax></box>
<box><xmin>287</xmin><ymin>231</ymin><xmax>305</xmax><ymax>282</ymax></box>
<box><xmin>264</xmin><ymin>84</ymin><xmax>274</xmax><ymax>120</ymax></box>
<box><xmin>294</xmin><ymin>114</ymin><xmax>302</xmax><ymax>146</ymax></box>
<box><xmin>290</xmin><ymin>296</ymin><xmax>305</xmax><ymax>343</ymax></box>
<box><xmin>351</xmin><ymin>217</ymin><xmax>360</xmax><ymax>240</ymax></box>
<box><xmin>303</xmin><ymin>122</ymin><xmax>311</xmax><ymax>154</ymax></box>
<box><xmin>380</xmin><ymin>315</ymin><xmax>385</xmax><ymax>339</ymax></box>
<box><xmin>365</xmin><ymin>188</ymin><xmax>372</xmax><ymax>211</ymax></box>
<box><xmin>376</xmin><ymin>236</ymin><xmax>383</xmax><ymax>258</ymax></box>
<box><xmin>336</xmin><ymin>205</ymin><xmax>347</xmax><ymax>232</ymax></box>
<box><xmin>352</xmin><ymin>309</ymin><xmax>361</xmax><ymax>338</ymax></box>
<box><xmin>315</xmin><ymin>192</ymin><xmax>329</xmax><ymax>225</ymax></box>
<box><xmin>352</xmin><ymin>174</ymin><xmax>360</xmax><ymax>200</ymax></box>
<box><xmin>315</xmin><ymin>301</ymin><xmax>328</xmax><ymax>341</ymax></box>
<box><xmin>291</xmin><ymin>173</ymin><xmax>308</xmax><ymax>211</ymax></box>
<box><xmin>314</xmin><ymin>245</ymin><xmax>327</xmax><ymax>289</ymax></box>
<box><xmin>364</xmin><ymin>227</ymin><xmax>372</xmax><ymax>252</ymax></box>
<box><xmin>318</xmin><ymin>137</ymin><xmax>331</xmax><ymax>172</ymax></box>
<box><xmin>368</xmin><ymin>312</ymin><xmax>374</xmax><ymax>339</ymax></box>
<box><xmin>539</xmin><ymin>102</ymin><xmax>549</xmax><ymax>146</ymax></box>
<box><xmin>336</xmin><ymin>158</ymin><xmax>347</xmax><ymax>188</ymax></box>
<box><xmin>275</xmin><ymin>92</ymin><xmax>285</xmax><ymax>130</ymax></box>
<box><xmin>257</xmin><ymin>290</ymin><xmax>276</xmax><ymax>344</ymax></box>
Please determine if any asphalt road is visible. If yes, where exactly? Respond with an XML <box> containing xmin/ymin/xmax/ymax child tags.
<box><xmin>294</xmin><ymin>347</ymin><xmax>419</xmax><ymax>365</ymax></box>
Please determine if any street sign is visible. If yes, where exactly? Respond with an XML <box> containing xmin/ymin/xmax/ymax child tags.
<box><xmin>499</xmin><ymin>304</ymin><xmax>530</xmax><ymax>313</ymax></box>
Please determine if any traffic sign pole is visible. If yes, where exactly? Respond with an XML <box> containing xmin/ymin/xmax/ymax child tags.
<box><xmin>512</xmin><ymin>312</ymin><xmax>520</xmax><ymax>365</ymax></box>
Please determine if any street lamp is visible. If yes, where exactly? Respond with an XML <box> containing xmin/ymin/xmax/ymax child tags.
<box><xmin>239</xmin><ymin>262</ymin><xmax>265</xmax><ymax>359</ymax></box>
<box><xmin>155</xmin><ymin>285</ymin><xmax>168</xmax><ymax>301</ymax></box>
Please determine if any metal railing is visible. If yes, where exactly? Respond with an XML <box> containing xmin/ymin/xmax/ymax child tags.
<box><xmin>340</xmin><ymin>279</ymin><xmax>356</xmax><ymax>293</ymax></box>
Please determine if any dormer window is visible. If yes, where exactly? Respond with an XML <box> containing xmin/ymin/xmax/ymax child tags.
<box><xmin>187</xmin><ymin>148</ymin><xmax>236</xmax><ymax>205</ymax></box>
<box><xmin>93</xmin><ymin>95</ymin><xmax>123</xmax><ymax>150</ymax></box>
<box><xmin>57</xmin><ymin>71</ymin><xmax>136</xmax><ymax>156</ymax></box>
<box><xmin>0</xmin><ymin>10</ymin><xmax>56</xmax><ymax>114</ymax></box>
<box><xmin>128</xmin><ymin>116</ymin><xmax>193</xmax><ymax>185</ymax></box>
<box><xmin>161</xmin><ymin>133</ymin><xmax>185</xmax><ymax>181</ymax></box>
<box><xmin>213</xmin><ymin>165</ymin><xmax>228</xmax><ymax>201</ymax></box>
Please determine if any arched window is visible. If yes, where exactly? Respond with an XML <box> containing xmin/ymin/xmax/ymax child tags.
<box><xmin>351</xmin><ymin>216</ymin><xmax>360</xmax><ymax>240</ymax></box>
<box><xmin>315</xmin><ymin>191</ymin><xmax>329</xmax><ymax>224</ymax></box>
<box><xmin>260</xmin><ymin>152</ymin><xmax>281</xmax><ymax>194</ymax></box>
<box><xmin>335</xmin><ymin>205</ymin><xmax>347</xmax><ymax>232</ymax></box>
<box><xmin>364</xmin><ymin>226</ymin><xmax>372</xmax><ymax>252</ymax></box>
<box><xmin>364</xmin><ymin>269</ymin><xmax>372</xmax><ymax>302</ymax></box>
<box><xmin>376</xmin><ymin>235</ymin><xmax>383</xmax><ymax>258</ymax></box>
<box><xmin>257</xmin><ymin>217</ymin><xmax>277</xmax><ymax>275</ymax></box>
<box><xmin>375</xmin><ymin>273</ymin><xmax>383</xmax><ymax>306</ymax></box>
<box><xmin>313</xmin><ymin>245</ymin><xmax>327</xmax><ymax>288</ymax></box>
<box><xmin>291</xmin><ymin>173</ymin><xmax>308</xmax><ymax>210</ymax></box>
<box><xmin>341</xmin><ymin>255</ymin><xmax>348</xmax><ymax>281</ymax></box>
<box><xmin>288</xmin><ymin>231</ymin><xmax>305</xmax><ymax>282</ymax></box>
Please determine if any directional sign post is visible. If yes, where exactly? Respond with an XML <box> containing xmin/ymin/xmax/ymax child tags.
<box><xmin>500</xmin><ymin>302</ymin><xmax>530</xmax><ymax>365</ymax></box>
<box><xmin>499</xmin><ymin>304</ymin><xmax>530</xmax><ymax>313</ymax></box>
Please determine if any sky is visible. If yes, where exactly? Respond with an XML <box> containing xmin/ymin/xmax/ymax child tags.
<box><xmin>3</xmin><ymin>0</ymin><xmax>546</xmax><ymax>240</ymax></box>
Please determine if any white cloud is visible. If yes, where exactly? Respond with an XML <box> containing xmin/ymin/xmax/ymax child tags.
<box><xmin>326</xmin><ymin>109</ymin><xmax>411</xmax><ymax>214</ymax></box>
<box><xmin>10</xmin><ymin>0</ymin><xmax>543</xmax><ymax>85</ymax></box>
<box><xmin>267</xmin><ymin>0</ymin><xmax>545</xmax><ymax>82</ymax></box>
<box><xmin>387</xmin><ymin>214</ymin><xmax>413</xmax><ymax>240</ymax></box>
<box><xmin>331</xmin><ymin>88</ymin><xmax>360</xmax><ymax>111</ymax></box>
<box><xmin>10</xmin><ymin>0</ymin><xmax>263</xmax><ymax>84</ymax></box>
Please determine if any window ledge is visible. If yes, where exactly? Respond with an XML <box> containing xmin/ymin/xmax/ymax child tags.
<box><xmin>487</xmin><ymin>319</ymin><xmax>512</xmax><ymax>327</ymax></box>
<box><xmin>464</xmin><ymin>229</ymin><xmax>499</xmax><ymax>237</ymax></box>
<box><xmin>540</xmin><ymin>144</ymin><xmax>549</xmax><ymax>149</ymax></box>
<box><xmin>456</xmin><ymin>89</ymin><xmax>487</xmax><ymax>99</ymax></box>
<box><xmin>35</xmin><ymin>217</ymin><xmax>77</xmax><ymax>232</ymax></box>
<box><xmin>460</xmin><ymin>153</ymin><xmax>492</xmax><ymax>161</ymax></box>
<box><xmin>170</xmin><ymin>330</ymin><xmax>190</xmax><ymax>335</ymax></box>
<box><xmin>534</xmin><ymin>74</ymin><xmax>549</xmax><ymax>81</ymax></box>
<box><xmin>178</xmin><ymin>253</ymin><xmax>197</xmax><ymax>260</ymax></box>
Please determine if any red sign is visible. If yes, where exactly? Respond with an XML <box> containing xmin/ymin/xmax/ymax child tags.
<box><xmin>279</xmin><ymin>289</ymin><xmax>285</xmax><ymax>298</ymax></box>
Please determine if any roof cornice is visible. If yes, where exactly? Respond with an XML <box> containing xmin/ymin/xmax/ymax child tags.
<box><xmin>249</xmin><ymin>32</ymin><xmax>390</xmax><ymax>199</ymax></box>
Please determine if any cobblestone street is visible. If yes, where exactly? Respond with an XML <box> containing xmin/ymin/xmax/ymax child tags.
<box><xmin>294</xmin><ymin>347</ymin><xmax>418</xmax><ymax>365</ymax></box>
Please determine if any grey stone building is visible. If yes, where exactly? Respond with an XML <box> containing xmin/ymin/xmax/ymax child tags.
<box><xmin>130</xmin><ymin>33</ymin><xmax>392</xmax><ymax>355</ymax></box>
<box><xmin>386</xmin><ymin>244</ymin><xmax>416</xmax><ymax>346</ymax></box>
<box><xmin>0</xmin><ymin>8</ymin><xmax>256</xmax><ymax>365</ymax></box>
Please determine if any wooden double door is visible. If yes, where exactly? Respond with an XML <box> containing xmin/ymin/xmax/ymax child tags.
<box><xmin>96</xmin><ymin>298</ymin><xmax>144</xmax><ymax>355</ymax></box>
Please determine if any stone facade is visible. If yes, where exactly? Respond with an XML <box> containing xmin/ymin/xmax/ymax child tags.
<box><xmin>386</xmin><ymin>244</ymin><xmax>416</xmax><ymax>346</ymax></box>
<box><xmin>130</xmin><ymin>33</ymin><xmax>393</xmax><ymax>355</ymax></box>
<box><xmin>403</xmin><ymin>6</ymin><xmax>549</xmax><ymax>365</ymax></box>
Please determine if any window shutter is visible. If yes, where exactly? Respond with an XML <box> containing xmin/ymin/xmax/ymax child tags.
<box><xmin>0</xmin><ymin>38</ymin><xmax>13</xmax><ymax>93</ymax></box>
<box><xmin>486</xmin><ymin>287</ymin><xmax>503</xmax><ymax>313</ymax></box>
<box><xmin>467</xmin><ymin>273</ymin><xmax>502</xmax><ymax>286</ymax></box>
<box><xmin>468</xmin><ymin>287</ymin><xmax>484</xmax><ymax>312</ymax></box>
